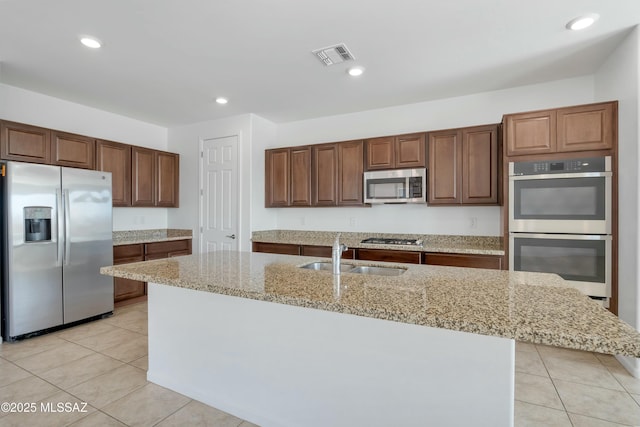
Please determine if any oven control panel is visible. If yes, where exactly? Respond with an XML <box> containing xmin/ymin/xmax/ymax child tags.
<box><xmin>511</xmin><ymin>156</ymin><xmax>609</xmax><ymax>176</ymax></box>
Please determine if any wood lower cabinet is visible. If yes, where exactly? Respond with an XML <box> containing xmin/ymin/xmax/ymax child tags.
<box><xmin>356</xmin><ymin>248</ymin><xmax>421</xmax><ymax>264</ymax></box>
<box><xmin>365</xmin><ymin>133</ymin><xmax>425</xmax><ymax>170</ymax></box>
<box><xmin>0</xmin><ymin>121</ymin><xmax>51</xmax><ymax>164</ymax></box>
<box><xmin>51</xmin><ymin>131</ymin><xmax>95</xmax><ymax>169</ymax></box>
<box><xmin>114</xmin><ymin>239</ymin><xmax>192</xmax><ymax>306</ymax></box>
<box><xmin>428</xmin><ymin>125</ymin><xmax>499</xmax><ymax>205</ymax></box>
<box><xmin>96</xmin><ymin>140</ymin><xmax>132</xmax><ymax>207</ymax></box>
<box><xmin>300</xmin><ymin>245</ymin><xmax>355</xmax><ymax>259</ymax></box>
<box><xmin>504</xmin><ymin>101</ymin><xmax>616</xmax><ymax>156</ymax></box>
<box><xmin>423</xmin><ymin>253</ymin><xmax>503</xmax><ymax>270</ymax></box>
<box><xmin>113</xmin><ymin>244</ymin><xmax>146</xmax><ymax>306</ymax></box>
<box><xmin>252</xmin><ymin>242</ymin><xmax>300</xmax><ymax>255</ymax></box>
<box><xmin>145</xmin><ymin>239</ymin><xmax>192</xmax><ymax>259</ymax></box>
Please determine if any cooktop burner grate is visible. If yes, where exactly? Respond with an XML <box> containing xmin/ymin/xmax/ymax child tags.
<box><xmin>361</xmin><ymin>237</ymin><xmax>422</xmax><ymax>246</ymax></box>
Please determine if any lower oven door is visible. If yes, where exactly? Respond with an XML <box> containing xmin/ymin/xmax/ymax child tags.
<box><xmin>509</xmin><ymin>233</ymin><xmax>611</xmax><ymax>299</ymax></box>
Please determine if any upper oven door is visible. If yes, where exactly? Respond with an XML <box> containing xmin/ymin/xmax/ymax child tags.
<box><xmin>509</xmin><ymin>172</ymin><xmax>611</xmax><ymax>234</ymax></box>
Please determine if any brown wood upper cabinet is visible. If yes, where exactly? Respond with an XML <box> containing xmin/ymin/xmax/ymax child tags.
<box><xmin>96</xmin><ymin>140</ymin><xmax>132</xmax><ymax>206</ymax></box>
<box><xmin>265</xmin><ymin>148</ymin><xmax>291</xmax><ymax>207</ymax></box>
<box><xmin>337</xmin><ymin>140</ymin><xmax>364</xmax><ymax>206</ymax></box>
<box><xmin>156</xmin><ymin>151</ymin><xmax>179</xmax><ymax>207</ymax></box>
<box><xmin>428</xmin><ymin>124</ymin><xmax>499</xmax><ymax>205</ymax></box>
<box><xmin>504</xmin><ymin>101</ymin><xmax>615</xmax><ymax>156</ymax></box>
<box><xmin>51</xmin><ymin>131</ymin><xmax>95</xmax><ymax>169</ymax></box>
<box><xmin>313</xmin><ymin>144</ymin><xmax>337</xmax><ymax>206</ymax></box>
<box><xmin>132</xmin><ymin>147</ymin><xmax>156</xmax><ymax>207</ymax></box>
<box><xmin>0</xmin><ymin>120</ymin><xmax>51</xmax><ymax>164</ymax></box>
<box><xmin>266</xmin><ymin>141</ymin><xmax>365</xmax><ymax>207</ymax></box>
<box><xmin>131</xmin><ymin>147</ymin><xmax>179</xmax><ymax>207</ymax></box>
<box><xmin>291</xmin><ymin>146</ymin><xmax>312</xmax><ymax>206</ymax></box>
<box><xmin>365</xmin><ymin>133</ymin><xmax>425</xmax><ymax>170</ymax></box>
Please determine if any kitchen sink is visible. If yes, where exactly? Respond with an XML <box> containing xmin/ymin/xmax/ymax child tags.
<box><xmin>299</xmin><ymin>262</ymin><xmax>355</xmax><ymax>273</ymax></box>
<box><xmin>348</xmin><ymin>266</ymin><xmax>406</xmax><ymax>276</ymax></box>
<box><xmin>299</xmin><ymin>262</ymin><xmax>406</xmax><ymax>276</ymax></box>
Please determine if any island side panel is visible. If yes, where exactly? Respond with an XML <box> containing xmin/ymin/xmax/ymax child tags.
<box><xmin>147</xmin><ymin>283</ymin><xmax>515</xmax><ymax>427</ymax></box>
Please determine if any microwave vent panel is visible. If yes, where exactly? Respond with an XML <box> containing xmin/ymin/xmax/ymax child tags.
<box><xmin>312</xmin><ymin>43</ymin><xmax>355</xmax><ymax>66</ymax></box>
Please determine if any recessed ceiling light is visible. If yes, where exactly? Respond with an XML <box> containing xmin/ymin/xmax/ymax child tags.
<box><xmin>215</xmin><ymin>97</ymin><xmax>228</xmax><ymax>105</ymax></box>
<box><xmin>80</xmin><ymin>36</ymin><xmax>102</xmax><ymax>49</ymax></box>
<box><xmin>347</xmin><ymin>66</ymin><xmax>364</xmax><ymax>77</ymax></box>
<box><xmin>566</xmin><ymin>13</ymin><xmax>599</xmax><ymax>31</ymax></box>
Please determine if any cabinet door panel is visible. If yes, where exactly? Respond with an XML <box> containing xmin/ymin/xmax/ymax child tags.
<box><xmin>252</xmin><ymin>242</ymin><xmax>300</xmax><ymax>255</ymax></box>
<box><xmin>395</xmin><ymin>133</ymin><xmax>425</xmax><ymax>168</ymax></box>
<box><xmin>356</xmin><ymin>248</ymin><xmax>421</xmax><ymax>264</ymax></box>
<box><xmin>557</xmin><ymin>103</ymin><xmax>614</xmax><ymax>152</ymax></box>
<box><xmin>301</xmin><ymin>245</ymin><xmax>355</xmax><ymax>259</ymax></box>
<box><xmin>313</xmin><ymin>144</ymin><xmax>337</xmax><ymax>206</ymax></box>
<box><xmin>505</xmin><ymin>110</ymin><xmax>556</xmax><ymax>156</ymax></box>
<box><xmin>290</xmin><ymin>147</ymin><xmax>312</xmax><ymax>206</ymax></box>
<box><xmin>132</xmin><ymin>147</ymin><xmax>156</xmax><ymax>206</ymax></box>
<box><xmin>156</xmin><ymin>151</ymin><xmax>179</xmax><ymax>207</ymax></box>
<box><xmin>51</xmin><ymin>131</ymin><xmax>95</xmax><ymax>169</ymax></box>
<box><xmin>0</xmin><ymin>121</ymin><xmax>51</xmax><ymax>164</ymax></box>
<box><xmin>96</xmin><ymin>140</ymin><xmax>132</xmax><ymax>207</ymax></box>
<box><xmin>462</xmin><ymin>125</ymin><xmax>498</xmax><ymax>204</ymax></box>
<box><xmin>424</xmin><ymin>253</ymin><xmax>502</xmax><ymax>270</ymax></box>
<box><xmin>365</xmin><ymin>137</ymin><xmax>394</xmax><ymax>170</ymax></box>
<box><xmin>265</xmin><ymin>149</ymin><xmax>290</xmax><ymax>207</ymax></box>
<box><xmin>338</xmin><ymin>140</ymin><xmax>364</xmax><ymax>206</ymax></box>
<box><xmin>114</xmin><ymin>278</ymin><xmax>146</xmax><ymax>302</ymax></box>
<box><xmin>428</xmin><ymin>130</ymin><xmax>461</xmax><ymax>204</ymax></box>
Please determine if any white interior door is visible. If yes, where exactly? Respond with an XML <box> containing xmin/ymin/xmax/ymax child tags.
<box><xmin>200</xmin><ymin>135</ymin><xmax>239</xmax><ymax>253</ymax></box>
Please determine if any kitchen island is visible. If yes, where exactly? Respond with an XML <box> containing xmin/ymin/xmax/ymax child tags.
<box><xmin>101</xmin><ymin>251</ymin><xmax>640</xmax><ymax>427</ymax></box>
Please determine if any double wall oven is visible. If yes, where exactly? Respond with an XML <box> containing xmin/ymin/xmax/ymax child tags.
<box><xmin>509</xmin><ymin>156</ymin><xmax>612</xmax><ymax>305</ymax></box>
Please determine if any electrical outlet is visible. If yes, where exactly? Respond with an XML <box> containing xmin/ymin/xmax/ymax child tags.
<box><xmin>470</xmin><ymin>217</ymin><xmax>478</xmax><ymax>229</ymax></box>
<box><xmin>349</xmin><ymin>217</ymin><xmax>356</xmax><ymax>226</ymax></box>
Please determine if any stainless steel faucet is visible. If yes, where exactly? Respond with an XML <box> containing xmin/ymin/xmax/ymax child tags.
<box><xmin>332</xmin><ymin>233</ymin><xmax>348</xmax><ymax>275</ymax></box>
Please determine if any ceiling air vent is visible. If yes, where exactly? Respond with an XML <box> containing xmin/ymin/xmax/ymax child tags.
<box><xmin>312</xmin><ymin>43</ymin><xmax>355</xmax><ymax>66</ymax></box>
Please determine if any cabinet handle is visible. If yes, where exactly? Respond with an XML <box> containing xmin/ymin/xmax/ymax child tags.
<box><xmin>226</xmin><ymin>234</ymin><xmax>236</xmax><ymax>239</ymax></box>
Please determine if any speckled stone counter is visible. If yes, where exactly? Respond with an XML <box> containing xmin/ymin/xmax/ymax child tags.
<box><xmin>113</xmin><ymin>229</ymin><xmax>192</xmax><ymax>246</ymax></box>
<box><xmin>101</xmin><ymin>251</ymin><xmax>640</xmax><ymax>357</ymax></box>
<box><xmin>251</xmin><ymin>229</ymin><xmax>504</xmax><ymax>255</ymax></box>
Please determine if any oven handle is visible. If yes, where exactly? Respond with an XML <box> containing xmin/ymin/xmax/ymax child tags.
<box><xmin>509</xmin><ymin>171</ymin><xmax>612</xmax><ymax>180</ymax></box>
<box><xmin>509</xmin><ymin>233</ymin><xmax>611</xmax><ymax>240</ymax></box>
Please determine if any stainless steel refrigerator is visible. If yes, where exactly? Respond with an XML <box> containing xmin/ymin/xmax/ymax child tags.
<box><xmin>1</xmin><ymin>161</ymin><xmax>113</xmax><ymax>341</ymax></box>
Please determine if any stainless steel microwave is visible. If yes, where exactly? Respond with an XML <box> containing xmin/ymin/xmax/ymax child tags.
<box><xmin>364</xmin><ymin>168</ymin><xmax>426</xmax><ymax>204</ymax></box>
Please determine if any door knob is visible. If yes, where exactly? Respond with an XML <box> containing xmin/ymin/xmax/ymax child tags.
<box><xmin>226</xmin><ymin>234</ymin><xmax>236</xmax><ymax>239</ymax></box>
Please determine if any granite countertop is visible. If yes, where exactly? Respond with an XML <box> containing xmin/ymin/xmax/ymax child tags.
<box><xmin>251</xmin><ymin>230</ymin><xmax>504</xmax><ymax>256</ymax></box>
<box><xmin>113</xmin><ymin>229</ymin><xmax>193</xmax><ymax>246</ymax></box>
<box><xmin>101</xmin><ymin>251</ymin><xmax>640</xmax><ymax>357</ymax></box>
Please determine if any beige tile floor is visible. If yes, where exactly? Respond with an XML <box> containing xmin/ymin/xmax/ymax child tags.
<box><xmin>1</xmin><ymin>302</ymin><xmax>639</xmax><ymax>426</ymax></box>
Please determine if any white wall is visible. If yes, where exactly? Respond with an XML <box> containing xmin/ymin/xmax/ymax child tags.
<box><xmin>595</xmin><ymin>27</ymin><xmax>640</xmax><ymax>375</ymax></box>
<box><xmin>265</xmin><ymin>76</ymin><xmax>596</xmax><ymax>235</ymax></box>
<box><xmin>167</xmin><ymin>114</ymin><xmax>257</xmax><ymax>252</ymax></box>
<box><xmin>0</xmin><ymin>83</ymin><xmax>170</xmax><ymax>230</ymax></box>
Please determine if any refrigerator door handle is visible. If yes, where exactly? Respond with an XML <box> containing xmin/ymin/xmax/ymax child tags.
<box><xmin>56</xmin><ymin>188</ymin><xmax>64</xmax><ymax>266</ymax></box>
<box><xmin>63</xmin><ymin>189</ymin><xmax>71</xmax><ymax>266</ymax></box>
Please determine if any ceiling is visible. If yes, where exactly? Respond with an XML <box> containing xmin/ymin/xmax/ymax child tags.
<box><xmin>1</xmin><ymin>0</ymin><xmax>639</xmax><ymax>127</ymax></box>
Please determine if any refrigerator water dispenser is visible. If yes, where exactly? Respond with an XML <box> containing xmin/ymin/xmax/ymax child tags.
<box><xmin>24</xmin><ymin>206</ymin><xmax>52</xmax><ymax>242</ymax></box>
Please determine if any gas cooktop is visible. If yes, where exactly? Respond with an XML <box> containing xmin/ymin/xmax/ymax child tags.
<box><xmin>361</xmin><ymin>237</ymin><xmax>423</xmax><ymax>246</ymax></box>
